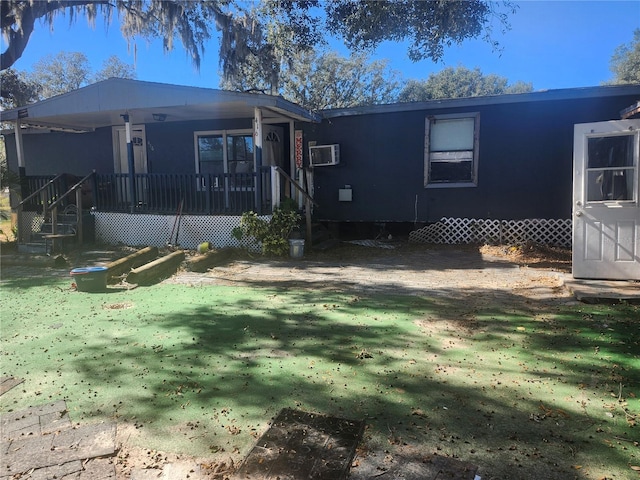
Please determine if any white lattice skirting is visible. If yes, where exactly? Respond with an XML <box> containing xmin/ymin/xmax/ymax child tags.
<box><xmin>409</xmin><ymin>218</ymin><xmax>572</xmax><ymax>248</ymax></box>
<box><xmin>18</xmin><ymin>211</ymin><xmax>45</xmax><ymax>243</ymax></box>
<box><xmin>93</xmin><ymin>212</ymin><xmax>268</xmax><ymax>250</ymax></box>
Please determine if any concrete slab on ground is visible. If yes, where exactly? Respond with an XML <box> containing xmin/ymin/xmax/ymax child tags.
<box><xmin>562</xmin><ymin>276</ymin><xmax>640</xmax><ymax>304</ymax></box>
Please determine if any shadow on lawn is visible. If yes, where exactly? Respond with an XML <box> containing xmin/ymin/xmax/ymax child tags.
<box><xmin>56</xmin><ymin>283</ymin><xmax>640</xmax><ymax>480</ymax></box>
<box><xmin>0</xmin><ymin>267</ymin><xmax>71</xmax><ymax>289</ymax></box>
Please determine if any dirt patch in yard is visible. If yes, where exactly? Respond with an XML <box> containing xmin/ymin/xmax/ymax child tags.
<box><xmin>169</xmin><ymin>242</ymin><xmax>574</xmax><ymax>305</ymax></box>
<box><xmin>479</xmin><ymin>243</ymin><xmax>571</xmax><ymax>272</ymax></box>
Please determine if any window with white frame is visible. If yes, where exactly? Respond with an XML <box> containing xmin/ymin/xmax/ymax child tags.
<box><xmin>424</xmin><ymin>113</ymin><xmax>480</xmax><ymax>187</ymax></box>
<box><xmin>195</xmin><ymin>130</ymin><xmax>254</xmax><ymax>176</ymax></box>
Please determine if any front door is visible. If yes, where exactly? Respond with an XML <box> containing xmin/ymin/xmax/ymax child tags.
<box><xmin>262</xmin><ymin>125</ymin><xmax>284</xmax><ymax>167</ymax></box>
<box><xmin>573</xmin><ymin>120</ymin><xmax>640</xmax><ymax>280</ymax></box>
<box><xmin>115</xmin><ymin>126</ymin><xmax>147</xmax><ymax>174</ymax></box>
<box><xmin>114</xmin><ymin>126</ymin><xmax>148</xmax><ymax>205</ymax></box>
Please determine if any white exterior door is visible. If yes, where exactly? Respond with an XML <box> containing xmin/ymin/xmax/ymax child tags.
<box><xmin>114</xmin><ymin>126</ymin><xmax>148</xmax><ymax>205</ymax></box>
<box><xmin>262</xmin><ymin>125</ymin><xmax>284</xmax><ymax>167</ymax></box>
<box><xmin>114</xmin><ymin>126</ymin><xmax>147</xmax><ymax>174</ymax></box>
<box><xmin>573</xmin><ymin>120</ymin><xmax>640</xmax><ymax>280</ymax></box>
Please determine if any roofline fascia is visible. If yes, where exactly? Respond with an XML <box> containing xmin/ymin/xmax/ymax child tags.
<box><xmin>320</xmin><ymin>84</ymin><xmax>640</xmax><ymax>119</ymax></box>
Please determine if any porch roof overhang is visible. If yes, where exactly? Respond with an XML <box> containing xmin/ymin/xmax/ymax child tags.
<box><xmin>0</xmin><ymin>78</ymin><xmax>321</xmax><ymax>132</ymax></box>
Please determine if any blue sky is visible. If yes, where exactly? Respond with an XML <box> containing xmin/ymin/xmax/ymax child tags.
<box><xmin>3</xmin><ymin>1</ymin><xmax>640</xmax><ymax>91</ymax></box>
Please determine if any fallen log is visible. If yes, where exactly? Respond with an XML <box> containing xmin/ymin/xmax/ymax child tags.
<box><xmin>127</xmin><ymin>250</ymin><xmax>185</xmax><ymax>286</ymax></box>
<box><xmin>105</xmin><ymin>246</ymin><xmax>158</xmax><ymax>280</ymax></box>
<box><xmin>186</xmin><ymin>248</ymin><xmax>235</xmax><ymax>273</ymax></box>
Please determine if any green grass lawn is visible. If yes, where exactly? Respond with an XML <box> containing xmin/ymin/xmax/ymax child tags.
<box><xmin>0</xmin><ymin>271</ymin><xmax>638</xmax><ymax>479</ymax></box>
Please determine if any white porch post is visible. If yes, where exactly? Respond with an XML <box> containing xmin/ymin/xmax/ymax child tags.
<box><xmin>270</xmin><ymin>166</ymin><xmax>280</xmax><ymax>211</ymax></box>
<box><xmin>14</xmin><ymin>120</ymin><xmax>25</xmax><ymax>173</ymax></box>
<box><xmin>254</xmin><ymin>107</ymin><xmax>264</xmax><ymax>213</ymax></box>
<box><xmin>122</xmin><ymin>113</ymin><xmax>136</xmax><ymax>213</ymax></box>
<box><xmin>14</xmin><ymin>120</ymin><xmax>26</xmax><ymax>243</ymax></box>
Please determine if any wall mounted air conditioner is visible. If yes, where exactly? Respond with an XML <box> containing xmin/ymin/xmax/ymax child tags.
<box><xmin>309</xmin><ymin>144</ymin><xmax>340</xmax><ymax>166</ymax></box>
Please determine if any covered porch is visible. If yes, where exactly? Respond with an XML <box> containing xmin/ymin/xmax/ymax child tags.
<box><xmin>16</xmin><ymin>166</ymin><xmax>300</xmax><ymax>250</ymax></box>
<box><xmin>1</xmin><ymin>79</ymin><xmax>319</xmax><ymax>251</ymax></box>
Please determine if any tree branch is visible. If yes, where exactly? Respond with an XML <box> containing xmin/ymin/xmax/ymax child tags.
<box><xmin>1</xmin><ymin>1</ymin><xmax>112</xmax><ymax>70</ymax></box>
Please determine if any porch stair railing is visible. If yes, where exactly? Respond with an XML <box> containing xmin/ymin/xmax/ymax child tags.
<box><xmin>16</xmin><ymin>173</ymin><xmax>63</xmax><ymax>253</ymax></box>
<box><xmin>16</xmin><ymin>172</ymin><xmax>95</xmax><ymax>254</ymax></box>
<box><xmin>44</xmin><ymin>171</ymin><xmax>96</xmax><ymax>253</ymax></box>
<box><xmin>273</xmin><ymin>166</ymin><xmax>318</xmax><ymax>246</ymax></box>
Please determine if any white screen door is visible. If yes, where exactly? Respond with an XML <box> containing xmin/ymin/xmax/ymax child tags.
<box><xmin>573</xmin><ymin>120</ymin><xmax>640</xmax><ymax>280</ymax></box>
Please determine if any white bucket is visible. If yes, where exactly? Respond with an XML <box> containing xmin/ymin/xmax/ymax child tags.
<box><xmin>289</xmin><ymin>239</ymin><xmax>305</xmax><ymax>259</ymax></box>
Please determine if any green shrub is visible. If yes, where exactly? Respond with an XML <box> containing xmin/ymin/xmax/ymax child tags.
<box><xmin>238</xmin><ymin>206</ymin><xmax>301</xmax><ymax>256</ymax></box>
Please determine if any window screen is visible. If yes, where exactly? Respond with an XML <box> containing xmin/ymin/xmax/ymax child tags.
<box><xmin>586</xmin><ymin>134</ymin><xmax>635</xmax><ymax>202</ymax></box>
<box><xmin>425</xmin><ymin>114</ymin><xmax>479</xmax><ymax>187</ymax></box>
<box><xmin>197</xmin><ymin>135</ymin><xmax>224</xmax><ymax>175</ymax></box>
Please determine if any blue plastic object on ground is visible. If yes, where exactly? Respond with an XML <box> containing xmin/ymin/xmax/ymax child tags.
<box><xmin>70</xmin><ymin>266</ymin><xmax>108</xmax><ymax>292</ymax></box>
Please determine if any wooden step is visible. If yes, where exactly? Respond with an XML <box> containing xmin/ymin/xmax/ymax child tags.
<box><xmin>39</xmin><ymin>223</ymin><xmax>77</xmax><ymax>235</ymax></box>
<box><xmin>104</xmin><ymin>246</ymin><xmax>159</xmax><ymax>279</ymax></box>
<box><xmin>127</xmin><ymin>250</ymin><xmax>185</xmax><ymax>286</ymax></box>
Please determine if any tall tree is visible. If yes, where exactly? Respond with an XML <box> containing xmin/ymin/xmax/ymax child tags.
<box><xmin>607</xmin><ymin>29</ymin><xmax>640</xmax><ymax>85</ymax></box>
<box><xmin>221</xmin><ymin>49</ymin><xmax>401</xmax><ymax>110</ymax></box>
<box><xmin>281</xmin><ymin>51</ymin><xmax>401</xmax><ymax>110</ymax></box>
<box><xmin>2</xmin><ymin>1</ymin><xmax>515</xmax><ymax>94</ymax></box>
<box><xmin>398</xmin><ymin>66</ymin><xmax>533</xmax><ymax>102</ymax></box>
<box><xmin>1</xmin><ymin>0</ymin><xmax>265</xmax><ymax>93</ymax></box>
<box><xmin>2</xmin><ymin>1</ymin><xmax>206</xmax><ymax>70</ymax></box>
<box><xmin>30</xmin><ymin>51</ymin><xmax>91</xmax><ymax>99</ymax></box>
<box><xmin>2</xmin><ymin>52</ymin><xmax>137</xmax><ymax>107</ymax></box>
<box><xmin>93</xmin><ymin>55</ymin><xmax>137</xmax><ymax>82</ymax></box>
<box><xmin>324</xmin><ymin>0</ymin><xmax>516</xmax><ymax>62</ymax></box>
<box><xmin>0</xmin><ymin>67</ymin><xmax>39</xmax><ymax>108</ymax></box>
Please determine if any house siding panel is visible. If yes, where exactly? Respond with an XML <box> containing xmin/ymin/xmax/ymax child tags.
<box><xmin>302</xmin><ymin>94</ymin><xmax>639</xmax><ymax>223</ymax></box>
<box><xmin>5</xmin><ymin>128</ymin><xmax>113</xmax><ymax>176</ymax></box>
<box><xmin>5</xmin><ymin>119</ymin><xmax>254</xmax><ymax>176</ymax></box>
<box><xmin>145</xmin><ymin>119</ymin><xmax>252</xmax><ymax>174</ymax></box>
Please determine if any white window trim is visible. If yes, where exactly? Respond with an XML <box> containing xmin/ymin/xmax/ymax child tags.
<box><xmin>193</xmin><ymin>129</ymin><xmax>254</xmax><ymax>175</ymax></box>
<box><xmin>584</xmin><ymin>131</ymin><xmax>638</xmax><ymax>204</ymax></box>
<box><xmin>424</xmin><ymin>112</ymin><xmax>480</xmax><ymax>188</ymax></box>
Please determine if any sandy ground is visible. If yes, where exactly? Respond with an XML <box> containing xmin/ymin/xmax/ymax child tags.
<box><xmin>167</xmin><ymin>242</ymin><xmax>574</xmax><ymax>303</ymax></box>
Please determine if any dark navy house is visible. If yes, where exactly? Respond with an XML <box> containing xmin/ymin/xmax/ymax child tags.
<box><xmin>303</xmin><ymin>88</ymin><xmax>638</xmax><ymax>224</ymax></box>
<box><xmin>2</xmin><ymin>79</ymin><xmax>639</xmax><ymax>279</ymax></box>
